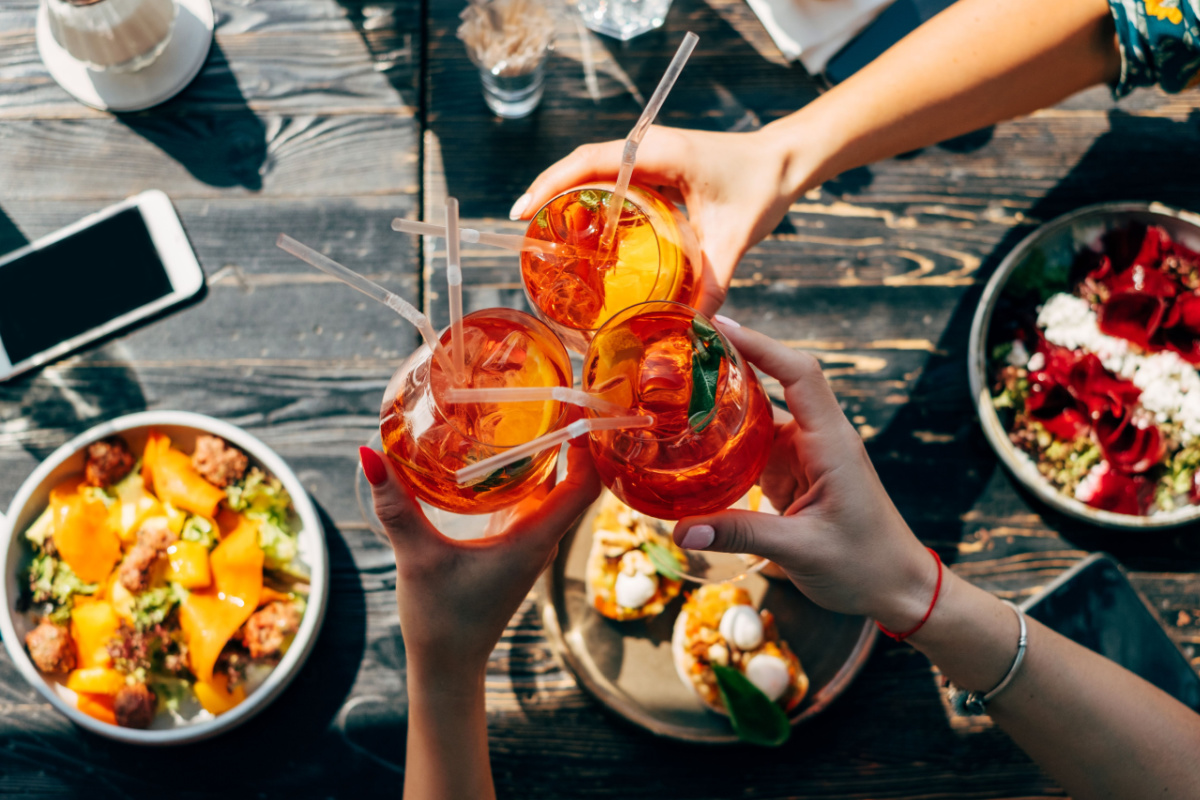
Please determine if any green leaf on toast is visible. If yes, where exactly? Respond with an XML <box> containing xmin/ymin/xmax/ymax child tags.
<box><xmin>641</xmin><ymin>541</ymin><xmax>684</xmax><ymax>581</ymax></box>
<box><xmin>711</xmin><ymin>664</ymin><xmax>791</xmax><ymax>747</ymax></box>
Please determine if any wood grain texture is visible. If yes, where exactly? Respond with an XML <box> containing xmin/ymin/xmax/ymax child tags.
<box><xmin>1</xmin><ymin>0</ymin><xmax>1199</xmax><ymax>796</ymax></box>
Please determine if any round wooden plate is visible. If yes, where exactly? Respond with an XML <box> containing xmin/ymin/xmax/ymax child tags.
<box><xmin>537</xmin><ymin>494</ymin><xmax>878</xmax><ymax>743</ymax></box>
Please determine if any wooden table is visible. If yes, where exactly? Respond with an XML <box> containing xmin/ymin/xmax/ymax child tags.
<box><xmin>2</xmin><ymin>0</ymin><xmax>1200</xmax><ymax>796</ymax></box>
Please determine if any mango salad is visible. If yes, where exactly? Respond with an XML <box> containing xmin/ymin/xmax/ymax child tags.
<box><xmin>20</xmin><ymin>431</ymin><xmax>308</xmax><ymax>729</ymax></box>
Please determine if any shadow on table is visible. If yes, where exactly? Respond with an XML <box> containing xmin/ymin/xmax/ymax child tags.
<box><xmin>118</xmin><ymin>41</ymin><xmax>267</xmax><ymax>191</ymax></box>
<box><xmin>872</xmin><ymin>108</ymin><xmax>1200</xmax><ymax>567</ymax></box>
<box><xmin>0</xmin><ymin>205</ymin><xmax>26</xmax><ymax>256</ymax></box>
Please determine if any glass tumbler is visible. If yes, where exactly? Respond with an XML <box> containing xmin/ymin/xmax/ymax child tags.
<box><xmin>574</xmin><ymin>0</ymin><xmax>673</xmax><ymax>40</ymax></box>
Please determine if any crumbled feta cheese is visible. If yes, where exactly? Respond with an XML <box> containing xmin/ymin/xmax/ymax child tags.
<box><xmin>615</xmin><ymin>571</ymin><xmax>657</xmax><ymax>608</ymax></box>
<box><xmin>1007</xmin><ymin>339</ymin><xmax>1030</xmax><ymax>368</ymax></box>
<box><xmin>1026</xmin><ymin>352</ymin><xmax>1046</xmax><ymax>373</ymax></box>
<box><xmin>1075</xmin><ymin>461</ymin><xmax>1109</xmax><ymax>504</ymax></box>
<box><xmin>1038</xmin><ymin>292</ymin><xmax>1200</xmax><ymax>441</ymax></box>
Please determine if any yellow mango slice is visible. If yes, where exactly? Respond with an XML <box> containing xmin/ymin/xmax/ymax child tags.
<box><xmin>71</xmin><ymin>601</ymin><xmax>120</xmax><ymax>669</ymax></box>
<box><xmin>193</xmin><ymin>673</ymin><xmax>246</xmax><ymax>715</ymax></box>
<box><xmin>167</xmin><ymin>540</ymin><xmax>211</xmax><ymax>589</ymax></box>
<box><xmin>50</xmin><ymin>481</ymin><xmax>121</xmax><ymax>584</ymax></box>
<box><xmin>179</xmin><ymin>519</ymin><xmax>262</xmax><ymax>682</ymax></box>
<box><xmin>66</xmin><ymin>667</ymin><xmax>126</xmax><ymax>696</ymax></box>
<box><xmin>143</xmin><ymin>432</ymin><xmax>224</xmax><ymax>518</ymax></box>
<box><xmin>76</xmin><ymin>692</ymin><xmax>116</xmax><ymax>725</ymax></box>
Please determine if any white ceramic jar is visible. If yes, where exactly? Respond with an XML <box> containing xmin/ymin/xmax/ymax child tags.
<box><xmin>45</xmin><ymin>0</ymin><xmax>177</xmax><ymax>73</ymax></box>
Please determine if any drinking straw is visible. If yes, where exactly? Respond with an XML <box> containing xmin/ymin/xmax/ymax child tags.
<box><xmin>391</xmin><ymin>218</ymin><xmax>595</xmax><ymax>258</ymax></box>
<box><xmin>597</xmin><ymin>31</ymin><xmax>699</xmax><ymax>255</ymax></box>
<box><xmin>443</xmin><ymin>385</ymin><xmax>629</xmax><ymax>416</ymax></box>
<box><xmin>445</xmin><ymin>197</ymin><xmax>466</xmax><ymax>380</ymax></box>
<box><xmin>455</xmin><ymin>414</ymin><xmax>654</xmax><ymax>484</ymax></box>
<box><xmin>276</xmin><ymin>233</ymin><xmax>457</xmax><ymax>376</ymax></box>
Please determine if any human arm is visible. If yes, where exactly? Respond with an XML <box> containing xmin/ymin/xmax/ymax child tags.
<box><xmin>671</xmin><ymin>320</ymin><xmax>1200</xmax><ymax>799</ymax></box>
<box><xmin>359</xmin><ymin>443</ymin><xmax>601</xmax><ymax>800</ymax></box>
<box><xmin>514</xmin><ymin>0</ymin><xmax>1122</xmax><ymax>313</ymax></box>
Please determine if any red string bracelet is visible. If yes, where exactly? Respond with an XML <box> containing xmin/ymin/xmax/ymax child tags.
<box><xmin>876</xmin><ymin>547</ymin><xmax>943</xmax><ymax>643</ymax></box>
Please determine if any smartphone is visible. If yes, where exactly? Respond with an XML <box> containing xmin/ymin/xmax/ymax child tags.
<box><xmin>0</xmin><ymin>190</ymin><xmax>204</xmax><ymax>381</ymax></box>
<box><xmin>1021</xmin><ymin>553</ymin><xmax>1200</xmax><ymax>710</ymax></box>
<box><xmin>822</xmin><ymin>0</ymin><xmax>957</xmax><ymax>85</ymax></box>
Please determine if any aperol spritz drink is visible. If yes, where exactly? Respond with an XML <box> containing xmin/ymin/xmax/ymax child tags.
<box><xmin>521</xmin><ymin>184</ymin><xmax>701</xmax><ymax>352</ymax></box>
<box><xmin>380</xmin><ymin>307</ymin><xmax>573</xmax><ymax>514</ymax></box>
<box><xmin>582</xmin><ymin>301</ymin><xmax>774</xmax><ymax>520</ymax></box>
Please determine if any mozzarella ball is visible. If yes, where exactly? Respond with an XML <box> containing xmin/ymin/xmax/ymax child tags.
<box><xmin>719</xmin><ymin>605</ymin><xmax>764</xmax><ymax>650</ymax></box>
<box><xmin>615</xmin><ymin>571</ymin><xmax>657</xmax><ymax>609</ymax></box>
<box><xmin>744</xmin><ymin>654</ymin><xmax>790</xmax><ymax>702</ymax></box>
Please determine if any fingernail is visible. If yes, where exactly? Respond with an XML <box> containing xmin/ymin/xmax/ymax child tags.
<box><xmin>360</xmin><ymin>446</ymin><xmax>388</xmax><ymax>486</ymax></box>
<box><xmin>680</xmin><ymin>524</ymin><xmax>715</xmax><ymax>550</ymax></box>
<box><xmin>713</xmin><ymin>314</ymin><xmax>740</xmax><ymax>329</ymax></box>
<box><xmin>509</xmin><ymin>193</ymin><xmax>532</xmax><ymax>220</ymax></box>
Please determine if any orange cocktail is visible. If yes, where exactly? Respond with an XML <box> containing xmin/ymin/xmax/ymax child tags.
<box><xmin>380</xmin><ymin>308</ymin><xmax>572</xmax><ymax>514</ymax></box>
<box><xmin>521</xmin><ymin>184</ymin><xmax>701</xmax><ymax>352</ymax></box>
<box><xmin>582</xmin><ymin>301</ymin><xmax>774</xmax><ymax>520</ymax></box>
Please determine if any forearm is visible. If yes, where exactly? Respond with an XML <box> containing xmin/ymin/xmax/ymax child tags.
<box><xmin>906</xmin><ymin>573</ymin><xmax>1200</xmax><ymax>799</ymax></box>
<box><xmin>765</xmin><ymin>0</ymin><xmax>1121</xmax><ymax>194</ymax></box>
<box><xmin>403</xmin><ymin>664</ymin><xmax>495</xmax><ymax>800</ymax></box>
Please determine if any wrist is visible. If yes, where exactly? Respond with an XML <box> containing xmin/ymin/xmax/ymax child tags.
<box><xmin>406</xmin><ymin>655</ymin><xmax>488</xmax><ymax>701</ymax></box>
<box><xmin>870</xmin><ymin>539</ymin><xmax>942</xmax><ymax>635</ymax></box>
<box><xmin>761</xmin><ymin>104</ymin><xmax>845</xmax><ymax>201</ymax></box>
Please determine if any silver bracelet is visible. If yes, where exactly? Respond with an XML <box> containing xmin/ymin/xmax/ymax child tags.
<box><xmin>946</xmin><ymin>600</ymin><xmax>1028</xmax><ymax>717</ymax></box>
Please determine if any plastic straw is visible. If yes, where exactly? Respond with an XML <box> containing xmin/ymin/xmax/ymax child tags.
<box><xmin>455</xmin><ymin>414</ymin><xmax>654</xmax><ymax>484</ymax></box>
<box><xmin>443</xmin><ymin>385</ymin><xmax>629</xmax><ymax>416</ymax></box>
<box><xmin>597</xmin><ymin>31</ymin><xmax>699</xmax><ymax>254</ymax></box>
<box><xmin>276</xmin><ymin>234</ymin><xmax>457</xmax><ymax>376</ymax></box>
<box><xmin>391</xmin><ymin>218</ymin><xmax>595</xmax><ymax>259</ymax></box>
<box><xmin>445</xmin><ymin>198</ymin><xmax>466</xmax><ymax>380</ymax></box>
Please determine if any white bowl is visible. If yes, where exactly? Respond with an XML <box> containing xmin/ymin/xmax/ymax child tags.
<box><xmin>0</xmin><ymin>411</ymin><xmax>329</xmax><ymax>744</ymax></box>
<box><xmin>968</xmin><ymin>202</ymin><xmax>1200</xmax><ymax>530</ymax></box>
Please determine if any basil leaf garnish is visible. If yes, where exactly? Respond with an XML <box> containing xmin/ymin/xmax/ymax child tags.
<box><xmin>688</xmin><ymin>317</ymin><xmax>727</xmax><ymax>432</ymax></box>
<box><xmin>640</xmin><ymin>541</ymin><xmax>684</xmax><ymax>581</ymax></box>
<box><xmin>470</xmin><ymin>456</ymin><xmax>534</xmax><ymax>492</ymax></box>
<box><xmin>577</xmin><ymin>189</ymin><xmax>604</xmax><ymax>210</ymax></box>
<box><xmin>711</xmin><ymin>664</ymin><xmax>791</xmax><ymax>747</ymax></box>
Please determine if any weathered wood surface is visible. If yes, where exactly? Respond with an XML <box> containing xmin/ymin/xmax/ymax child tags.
<box><xmin>1</xmin><ymin>0</ymin><xmax>1199</xmax><ymax>797</ymax></box>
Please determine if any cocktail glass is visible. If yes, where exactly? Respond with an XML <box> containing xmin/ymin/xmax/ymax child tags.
<box><xmin>379</xmin><ymin>307</ymin><xmax>573</xmax><ymax>518</ymax></box>
<box><xmin>582</xmin><ymin>301</ymin><xmax>774</xmax><ymax>520</ymax></box>
<box><xmin>520</xmin><ymin>183</ymin><xmax>701</xmax><ymax>353</ymax></box>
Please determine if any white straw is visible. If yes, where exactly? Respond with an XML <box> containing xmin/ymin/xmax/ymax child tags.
<box><xmin>597</xmin><ymin>31</ymin><xmax>699</xmax><ymax>254</ymax></box>
<box><xmin>443</xmin><ymin>385</ymin><xmax>629</xmax><ymax>416</ymax></box>
<box><xmin>276</xmin><ymin>234</ymin><xmax>456</xmax><ymax>376</ymax></box>
<box><xmin>391</xmin><ymin>217</ymin><xmax>595</xmax><ymax>258</ymax></box>
<box><xmin>445</xmin><ymin>198</ymin><xmax>466</xmax><ymax>380</ymax></box>
<box><xmin>455</xmin><ymin>414</ymin><xmax>653</xmax><ymax>484</ymax></box>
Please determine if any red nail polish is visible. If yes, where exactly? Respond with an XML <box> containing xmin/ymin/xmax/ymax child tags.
<box><xmin>359</xmin><ymin>446</ymin><xmax>388</xmax><ymax>486</ymax></box>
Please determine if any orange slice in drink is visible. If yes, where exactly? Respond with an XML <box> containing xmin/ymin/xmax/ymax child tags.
<box><xmin>488</xmin><ymin>346</ymin><xmax>563</xmax><ymax>447</ymax></box>
<box><xmin>599</xmin><ymin>221</ymin><xmax>660</xmax><ymax>323</ymax></box>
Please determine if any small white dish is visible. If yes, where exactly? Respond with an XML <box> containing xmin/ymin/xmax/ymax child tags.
<box><xmin>0</xmin><ymin>411</ymin><xmax>329</xmax><ymax>745</ymax></box>
<box><xmin>37</xmin><ymin>0</ymin><xmax>214</xmax><ymax>113</ymax></box>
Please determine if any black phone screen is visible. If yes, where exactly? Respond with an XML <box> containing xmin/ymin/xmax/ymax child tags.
<box><xmin>1024</xmin><ymin>556</ymin><xmax>1200</xmax><ymax>710</ymax></box>
<box><xmin>0</xmin><ymin>208</ymin><xmax>173</xmax><ymax>365</ymax></box>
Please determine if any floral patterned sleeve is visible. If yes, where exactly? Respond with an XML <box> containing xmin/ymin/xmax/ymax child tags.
<box><xmin>1108</xmin><ymin>0</ymin><xmax>1200</xmax><ymax>97</ymax></box>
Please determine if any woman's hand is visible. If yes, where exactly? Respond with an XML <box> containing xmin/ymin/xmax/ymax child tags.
<box><xmin>361</xmin><ymin>443</ymin><xmax>600</xmax><ymax>800</ymax></box>
<box><xmin>509</xmin><ymin>126</ymin><xmax>817</xmax><ymax>314</ymax></box>
<box><xmin>671</xmin><ymin>319</ymin><xmax>937</xmax><ymax>633</ymax></box>
<box><xmin>360</xmin><ymin>442</ymin><xmax>600</xmax><ymax>679</ymax></box>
